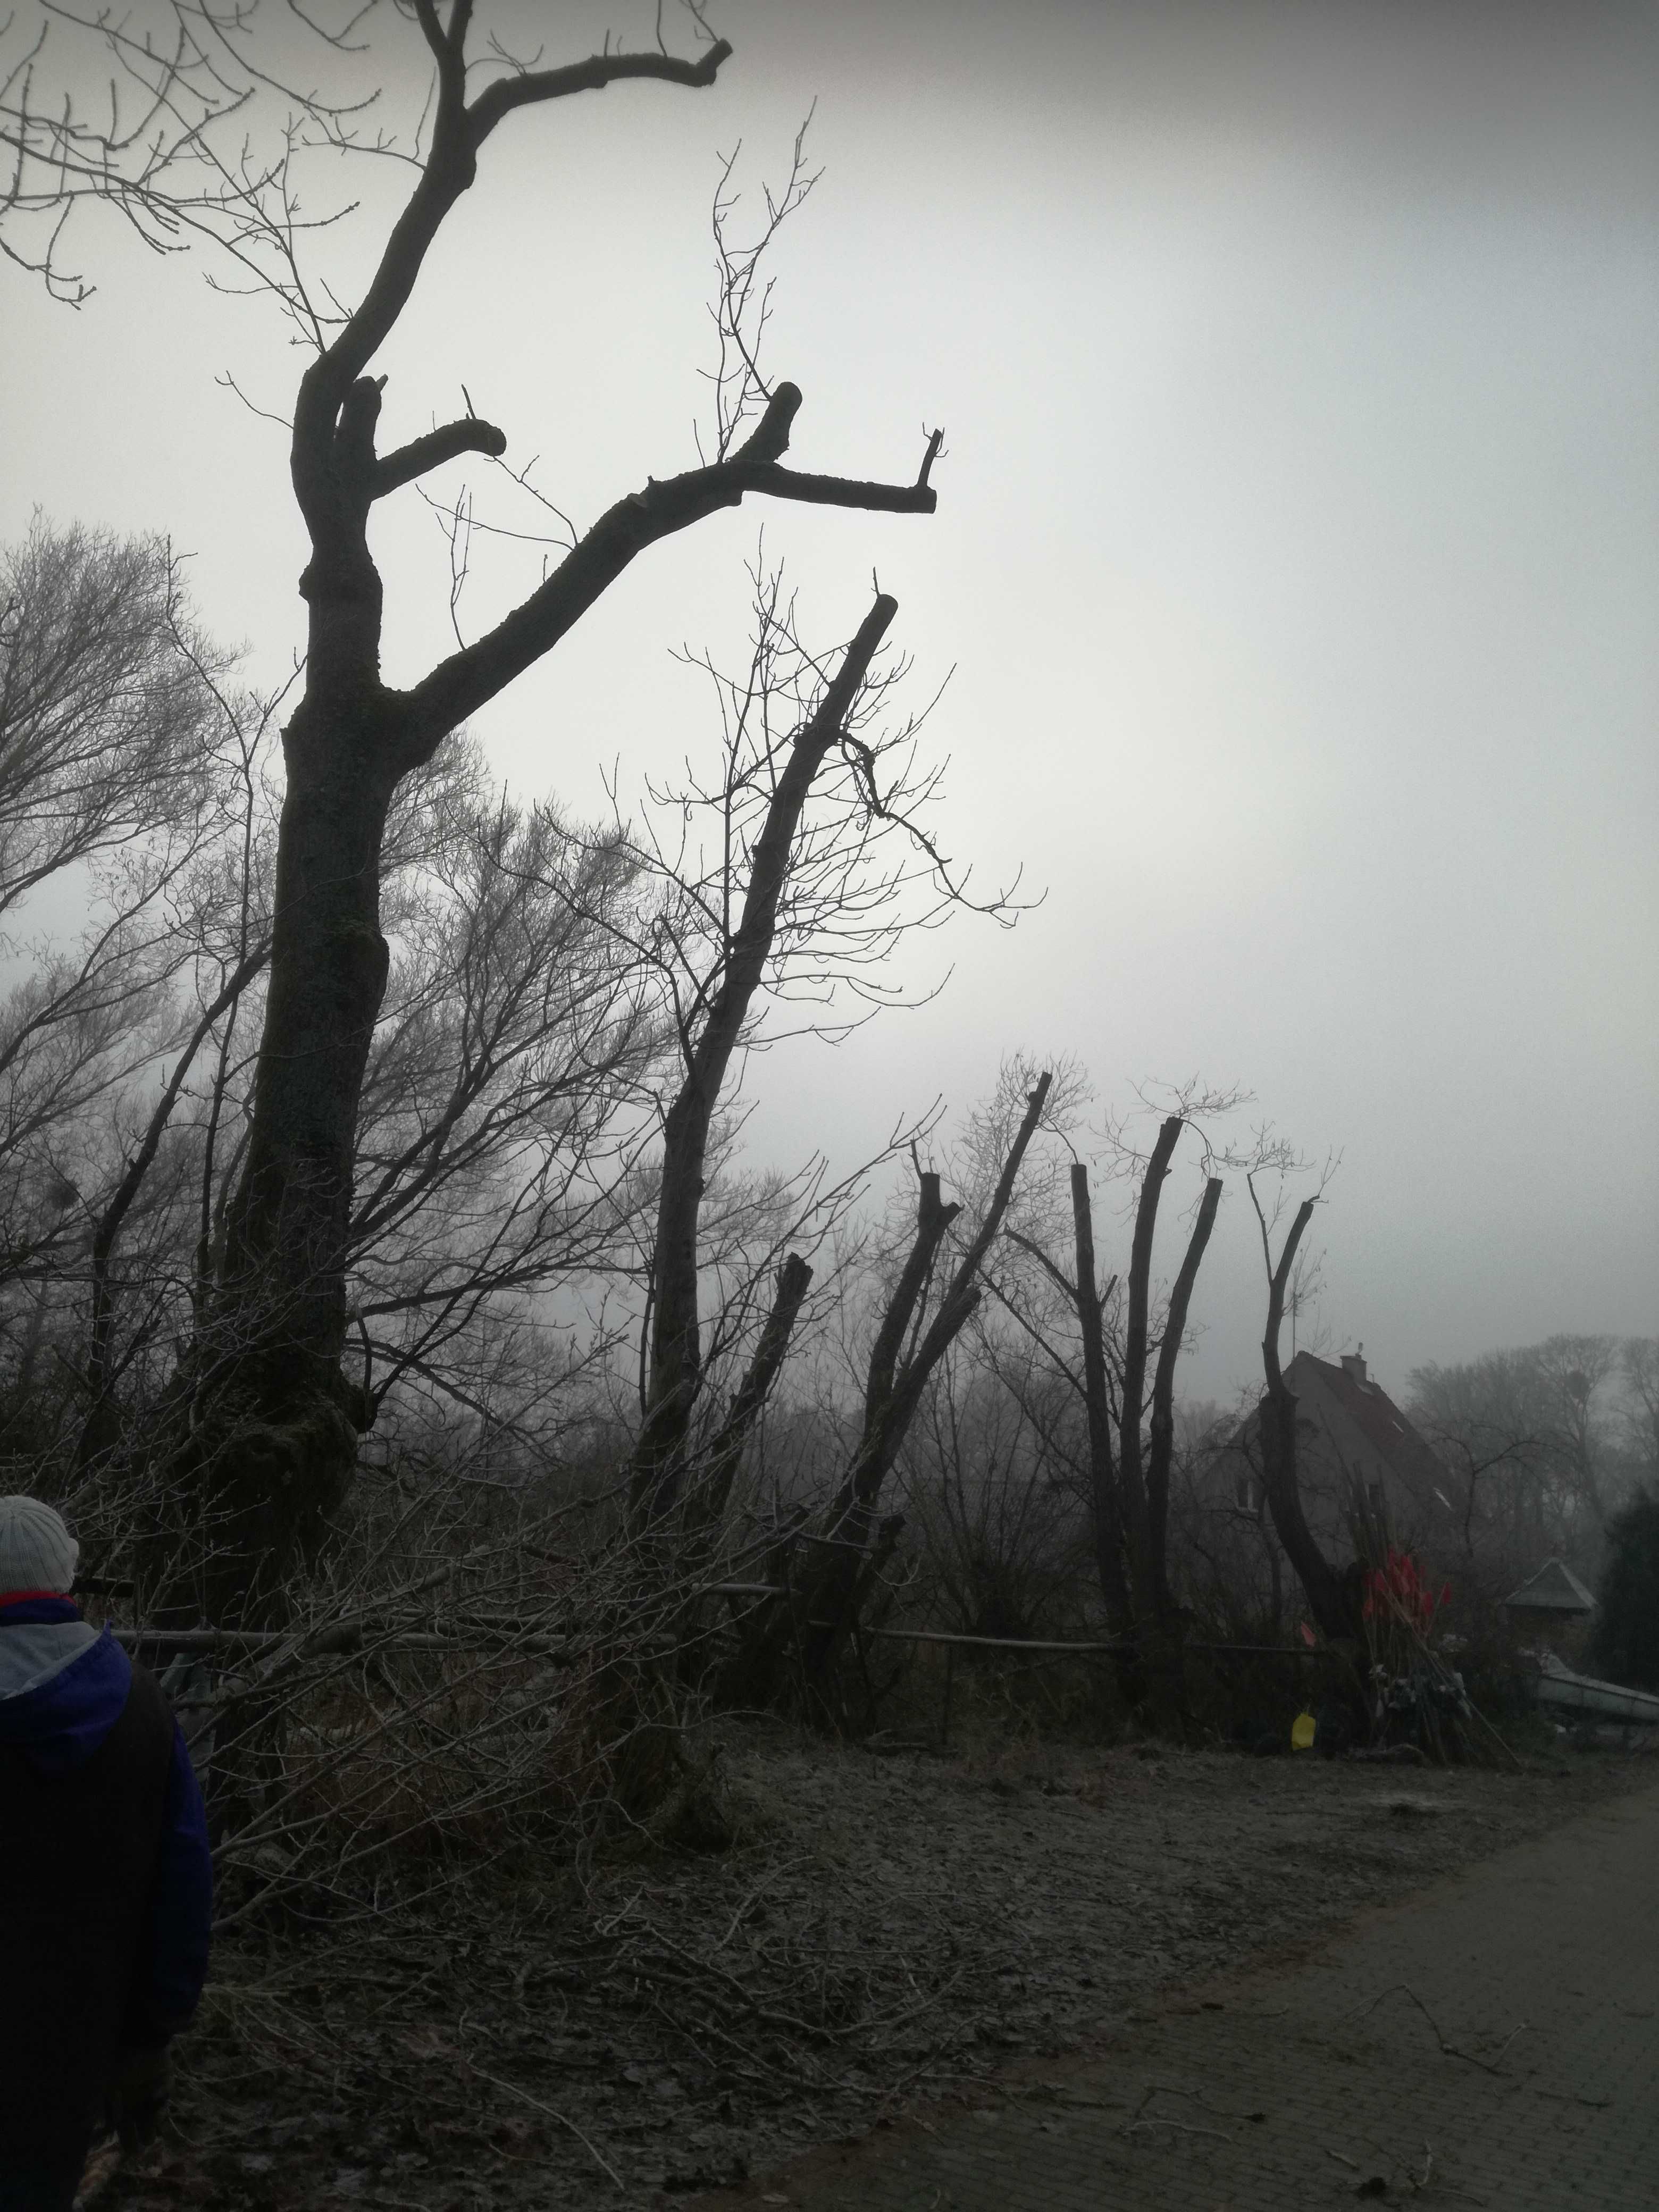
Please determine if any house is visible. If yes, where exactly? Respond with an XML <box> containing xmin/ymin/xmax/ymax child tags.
<box><xmin>1208</xmin><ymin>1348</ymin><xmax>1455</xmax><ymax>1561</ymax></box>
<box><xmin>1504</xmin><ymin>1556</ymin><xmax>1596</xmax><ymax>1661</ymax></box>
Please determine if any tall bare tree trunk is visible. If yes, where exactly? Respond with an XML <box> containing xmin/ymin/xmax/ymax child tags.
<box><xmin>630</xmin><ymin>597</ymin><xmax>896</xmax><ymax>1528</ymax></box>
<box><xmin>1146</xmin><ymin>1173</ymin><xmax>1222</xmax><ymax>1620</ymax></box>
<box><xmin>1070</xmin><ymin>1163</ymin><xmax>1128</xmax><ymax>1632</ymax></box>
<box><xmin>1253</xmin><ymin>1192</ymin><xmax>1354</xmax><ymax>1642</ymax></box>
<box><xmin>174</xmin><ymin>421</ymin><xmax>408</xmax><ymax>1623</ymax></box>
<box><xmin>1071</xmin><ymin>1123</ymin><xmax>1221</xmax><ymax>1722</ymax></box>
<box><xmin>1139</xmin><ymin>1171</ymin><xmax>1223</xmax><ymax>1730</ymax></box>
<box><xmin>684</xmin><ymin>1253</ymin><xmax>814</xmax><ymax>1553</ymax></box>
<box><xmin>144</xmin><ymin>16</ymin><xmax>939</xmax><ymax>1627</ymax></box>
<box><xmin>1117</xmin><ymin>1115</ymin><xmax>1183</xmax><ymax>1617</ymax></box>
<box><xmin>729</xmin><ymin>1074</ymin><xmax>1052</xmax><ymax>1716</ymax></box>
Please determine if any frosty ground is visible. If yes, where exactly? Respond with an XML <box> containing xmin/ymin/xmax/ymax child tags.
<box><xmin>100</xmin><ymin>1727</ymin><xmax>1654</xmax><ymax>2212</ymax></box>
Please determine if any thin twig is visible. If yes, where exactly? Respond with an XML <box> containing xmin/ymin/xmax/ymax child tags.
<box><xmin>1344</xmin><ymin>1983</ymin><xmax>1526</xmax><ymax>2075</ymax></box>
<box><xmin>1121</xmin><ymin>2116</ymin><xmax>1235</xmax><ymax>2144</ymax></box>
<box><xmin>462</xmin><ymin>2059</ymin><xmax>623</xmax><ymax>2190</ymax></box>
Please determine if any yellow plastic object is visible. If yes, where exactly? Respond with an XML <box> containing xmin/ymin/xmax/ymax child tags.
<box><xmin>1291</xmin><ymin>1710</ymin><xmax>1317</xmax><ymax>1752</ymax></box>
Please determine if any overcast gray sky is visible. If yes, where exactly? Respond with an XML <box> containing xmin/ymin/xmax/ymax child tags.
<box><xmin>2</xmin><ymin>0</ymin><xmax>1654</xmax><ymax>1405</ymax></box>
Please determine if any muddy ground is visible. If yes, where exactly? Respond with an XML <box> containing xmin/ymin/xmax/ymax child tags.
<box><xmin>97</xmin><ymin>1724</ymin><xmax>1656</xmax><ymax>2212</ymax></box>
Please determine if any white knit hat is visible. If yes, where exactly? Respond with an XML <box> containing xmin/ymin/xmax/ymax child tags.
<box><xmin>0</xmin><ymin>1495</ymin><xmax>79</xmax><ymax>1594</ymax></box>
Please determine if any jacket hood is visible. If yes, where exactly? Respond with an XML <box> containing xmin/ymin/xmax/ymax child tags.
<box><xmin>0</xmin><ymin>1607</ymin><xmax>132</xmax><ymax>1775</ymax></box>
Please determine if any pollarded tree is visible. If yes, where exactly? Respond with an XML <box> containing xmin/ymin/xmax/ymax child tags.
<box><xmin>1060</xmin><ymin>1124</ymin><xmax>1222</xmax><ymax>1644</ymax></box>
<box><xmin>982</xmin><ymin>1087</ymin><xmax>1244</xmax><ymax>1644</ymax></box>
<box><xmin>614</xmin><ymin>560</ymin><xmax>1010</xmax><ymax>1537</ymax></box>
<box><xmin>623</xmin><ymin>588</ymin><xmax>898</xmax><ymax>1532</ymax></box>
<box><xmin>723</xmin><ymin>1066</ymin><xmax>1055</xmax><ymax>1716</ymax></box>
<box><xmin>1246</xmin><ymin>1159</ymin><xmax>1356</xmax><ymax>1644</ymax></box>
<box><xmin>12</xmin><ymin>6</ymin><xmax>945</xmax><ymax>1623</ymax></box>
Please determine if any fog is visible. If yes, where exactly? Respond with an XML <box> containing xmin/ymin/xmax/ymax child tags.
<box><xmin>2</xmin><ymin>0</ymin><xmax>1654</xmax><ymax>1406</ymax></box>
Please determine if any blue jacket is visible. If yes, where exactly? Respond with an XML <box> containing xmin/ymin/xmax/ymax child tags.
<box><xmin>0</xmin><ymin>1597</ymin><xmax>212</xmax><ymax>2043</ymax></box>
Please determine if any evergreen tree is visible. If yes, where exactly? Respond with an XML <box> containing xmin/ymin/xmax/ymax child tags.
<box><xmin>1591</xmin><ymin>1489</ymin><xmax>1659</xmax><ymax>1689</ymax></box>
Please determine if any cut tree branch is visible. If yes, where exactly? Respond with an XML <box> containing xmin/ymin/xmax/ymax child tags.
<box><xmin>292</xmin><ymin>20</ymin><xmax>734</xmax><ymax>527</ymax></box>
<box><xmin>1071</xmin><ymin>1162</ymin><xmax>1128</xmax><ymax>1630</ymax></box>
<box><xmin>1117</xmin><ymin>1115</ymin><xmax>1185</xmax><ymax>1605</ymax></box>
<box><xmin>1145</xmin><ymin>1174</ymin><xmax>1222</xmax><ymax>1618</ymax></box>
<box><xmin>1250</xmin><ymin>1180</ymin><xmax>1353</xmax><ymax>1642</ymax></box>
<box><xmin>465</xmin><ymin>40</ymin><xmax>734</xmax><ymax>144</ymax></box>
<box><xmin>399</xmin><ymin>410</ymin><xmax>935</xmax><ymax>765</ymax></box>
<box><xmin>688</xmin><ymin>1252</ymin><xmax>815</xmax><ymax>1544</ymax></box>
<box><xmin>371</xmin><ymin>416</ymin><xmax>507</xmax><ymax>497</ymax></box>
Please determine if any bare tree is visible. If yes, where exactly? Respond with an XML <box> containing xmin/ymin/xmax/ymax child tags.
<box><xmin>1529</xmin><ymin>1334</ymin><xmax>1622</xmax><ymax>1531</ymax></box>
<box><xmin>10</xmin><ymin>6</ymin><xmax>948</xmax><ymax>1623</ymax></box>
<box><xmin>0</xmin><ymin>518</ymin><xmax>238</xmax><ymax>1471</ymax></box>
<box><xmin>615</xmin><ymin>558</ymin><xmax>1013</xmax><ymax>1536</ymax></box>
<box><xmin>992</xmin><ymin>1095</ymin><xmax>1231</xmax><ymax>1654</ymax></box>
<box><xmin>626</xmin><ymin>592</ymin><xmax>899</xmax><ymax>1528</ymax></box>
<box><xmin>1409</xmin><ymin>1333</ymin><xmax>1636</xmax><ymax>1586</ymax></box>
<box><xmin>1164</xmin><ymin>1399</ymin><xmax>1289</xmax><ymax>1644</ymax></box>
<box><xmin>904</xmin><ymin>1335</ymin><xmax>1093</xmax><ymax>1643</ymax></box>
<box><xmin>343</xmin><ymin>748</ymin><xmax>664</xmax><ymax>1435</ymax></box>
<box><xmin>1406</xmin><ymin>1356</ymin><xmax>1547</xmax><ymax>1585</ymax></box>
<box><xmin>1066</xmin><ymin>1157</ymin><xmax>1127</xmax><ymax>1626</ymax></box>
<box><xmin>1622</xmin><ymin>1336</ymin><xmax>1659</xmax><ymax>1481</ymax></box>
<box><xmin>1144</xmin><ymin>1162</ymin><xmax>1222</xmax><ymax>1628</ymax></box>
<box><xmin>0</xmin><ymin>2</ymin><xmax>377</xmax><ymax>304</ymax></box>
<box><xmin>40</xmin><ymin>679</ymin><xmax>682</xmax><ymax>1579</ymax></box>
<box><xmin>1246</xmin><ymin>1162</ymin><xmax>1355</xmax><ymax>1643</ymax></box>
<box><xmin>0</xmin><ymin>519</ymin><xmax>222</xmax><ymax>911</ymax></box>
<box><xmin>725</xmin><ymin>1069</ymin><xmax>1053</xmax><ymax>1714</ymax></box>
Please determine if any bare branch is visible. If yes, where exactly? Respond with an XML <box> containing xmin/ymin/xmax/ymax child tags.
<box><xmin>371</xmin><ymin>415</ymin><xmax>507</xmax><ymax>499</ymax></box>
<box><xmin>399</xmin><ymin>406</ymin><xmax>937</xmax><ymax>767</ymax></box>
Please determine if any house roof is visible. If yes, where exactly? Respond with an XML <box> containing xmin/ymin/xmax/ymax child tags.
<box><xmin>1504</xmin><ymin>1557</ymin><xmax>1596</xmax><ymax>1614</ymax></box>
<box><xmin>1209</xmin><ymin>1350</ymin><xmax>1452</xmax><ymax>1530</ymax></box>
<box><xmin>1280</xmin><ymin>1352</ymin><xmax>1449</xmax><ymax>1517</ymax></box>
<box><xmin>1294</xmin><ymin>1353</ymin><xmax>1441</xmax><ymax>1479</ymax></box>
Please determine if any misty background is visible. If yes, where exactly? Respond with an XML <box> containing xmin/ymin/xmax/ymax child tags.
<box><xmin>2</xmin><ymin>0</ymin><xmax>1654</xmax><ymax>1407</ymax></box>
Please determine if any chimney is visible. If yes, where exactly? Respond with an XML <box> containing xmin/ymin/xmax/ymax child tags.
<box><xmin>1340</xmin><ymin>1346</ymin><xmax>1367</xmax><ymax>1387</ymax></box>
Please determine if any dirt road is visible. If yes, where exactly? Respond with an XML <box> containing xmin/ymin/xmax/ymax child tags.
<box><xmin>702</xmin><ymin>1778</ymin><xmax>1659</xmax><ymax>2210</ymax></box>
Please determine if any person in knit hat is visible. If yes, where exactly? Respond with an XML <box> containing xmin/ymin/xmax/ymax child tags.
<box><xmin>0</xmin><ymin>1496</ymin><xmax>212</xmax><ymax>2210</ymax></box>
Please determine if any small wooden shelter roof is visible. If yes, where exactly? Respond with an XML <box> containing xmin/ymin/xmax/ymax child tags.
<box><xmin>1504</xmin><ymin>1557</ymin><xmax>1595</xmax><ymax>1615</ymax></box>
